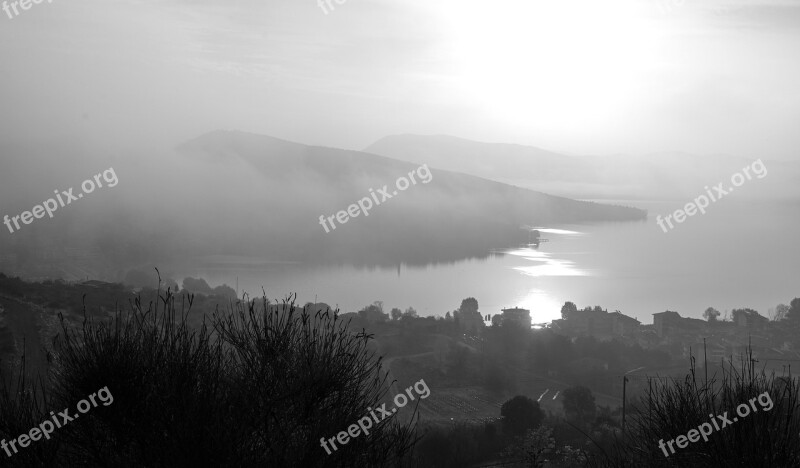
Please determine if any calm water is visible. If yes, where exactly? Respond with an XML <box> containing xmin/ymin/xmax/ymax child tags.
<box><xmin>175</xmin><ymin>200</ymin><xmax>800</xmax><ymax>325</ymax></box>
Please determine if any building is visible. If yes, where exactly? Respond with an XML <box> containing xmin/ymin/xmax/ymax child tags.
<box><xmin>652</xmin><ymin>311</ymin><xmax>681</xmax><ymax>337</ymax></box>
<box><xmin>493</xmin><ymin>307</ymin><xmax>532</xmax><ymax>329</ymax></box>
<box><xmin>733</xmin><ymin>309</ymin><xmax>769</xmax><ymax>329</ymax></box>
<box><xmin>551</xmin><ymin>307</ymin><xmax>640</xmax><ymax>339</ymax></box>
<box><xmin>652</xmin><ymin>311</ymin><xmax>706</xmax><ymax>338</ymax></box>
<box><xmin>609</xmin><ymin>312</ymin><xmax>641</xmax><ymax>336</ymax></box>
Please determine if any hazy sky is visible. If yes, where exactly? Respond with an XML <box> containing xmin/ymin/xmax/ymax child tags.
<box><xmin>1</xmin><ymin>0</ymin><xmax>799</xmax><ymax>159</ymax></box>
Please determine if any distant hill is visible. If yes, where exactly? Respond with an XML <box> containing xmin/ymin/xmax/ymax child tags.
<box><xmin>365</xmin><ymin>134</ymin><xmax>583</xmax><ymax>187</ymax></box>
<box><xmin>365</xmin><ymin>134</ymin><xmax>800</xmax><ymax>201</ymax></box>
<box><xmin>0</xmin><ymin>131</ymin><xmax>646</xmax><ymax>280</ymax></box>
<box><xmin>172</xmin><ymin>130</ymin><xmax>646</xmax><ymax>265</ymax></box>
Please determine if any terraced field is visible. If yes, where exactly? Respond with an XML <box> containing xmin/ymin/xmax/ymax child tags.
<box><xmin>416</xmin><ymin>387</ymin><xmax>504</xmax><ymax>424</ymax></box>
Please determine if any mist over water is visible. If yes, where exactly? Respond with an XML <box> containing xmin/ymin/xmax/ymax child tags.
<box><xmin>171</xmin><ymin>200</ymin><xmax>797</xmax><ymax>323</ymax></box>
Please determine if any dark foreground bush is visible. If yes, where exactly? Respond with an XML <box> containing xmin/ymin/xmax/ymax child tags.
<box><xmin>412</xmin><ymin>421</ymin><xmax>505</xmax><ymax>468</ymax></box>
<box><xmin>592</xmin><ymin>348</ymin><xmax>800</xmax><ymax>468</ymax></box>
<box><xmin>0</xmin><ymin>365</ymin><xmax>59</xmax><ymax>467</ymax></box>
<box><xmin>0</xmin><ymin>288</ymin><xmax>417</xmax><ymax>467</ymax></box>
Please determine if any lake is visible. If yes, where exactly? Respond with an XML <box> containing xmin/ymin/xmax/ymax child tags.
<box><xmin>174</xmin><ymin>200</ymin><xmax>800</xmax><ymax>325</ymax></box>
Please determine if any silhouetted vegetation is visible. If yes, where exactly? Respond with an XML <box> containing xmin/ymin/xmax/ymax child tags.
<box><xmin>0</xmin><ymin>286</ymin><xmax>417</xmax><ymax>467</ymax></box>
<box><xmin>5</xmin><ymin>276</ymin><xmax>798</xmax><ymax>466</ymax></box>
<box><xmin>562</xmin><ymin>386</ymin><xmax>596</xmax><ymax>426</ymax></box>
<box><xmin>593</xmin><ymin>347</ymin><xmax>800</xmax><ymax>467</ymax></box>
<box><xmin>411</xmin><ymin>392</ymin><xmax>612</xmax><ymax>467</ymax></box>
<box><xmin>501</xmin><ymin>395</ymin><xmax>544</xmax><ymax>436</ymax></box>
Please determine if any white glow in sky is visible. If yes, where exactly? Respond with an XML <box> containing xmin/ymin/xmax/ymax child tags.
<box><xmin>1</xmin><ymin>0</ymin><xmax>798</xmax><ymax>159</ymax></box>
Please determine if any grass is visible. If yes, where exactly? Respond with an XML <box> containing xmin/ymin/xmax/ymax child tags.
<box><xmin>0</xmin><ymin>281</ymin><xmax>418</xmax><ymax>467</ymax></box>
<box><xmin>592</xmin><ymin>343</ymin><xmax>800</xmax><ymax>467</ymax></box>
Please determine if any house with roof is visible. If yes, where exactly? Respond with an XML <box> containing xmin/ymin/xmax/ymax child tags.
<box><xmin>492</xmin><ymin>307</ymin><xmax>532</xmax><ymax>329</ymax></box>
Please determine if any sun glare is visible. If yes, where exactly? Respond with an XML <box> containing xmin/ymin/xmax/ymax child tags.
<box><xmin>438</xmin><ymin>0</ymin><xmax>658</xmax><ymax>129</ymax></box>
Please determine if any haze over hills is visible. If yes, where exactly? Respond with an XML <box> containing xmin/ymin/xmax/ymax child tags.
<box><xmin>0</xmin><ymin>130</ymin><xmax>646</xmax><ymax>281</ymax></box>
<box><xmin>366</xmin><ymin>134</ymin><xmax>800</xmax><ymax>201</ymax></box>
<box><xmin>173</xmin><ymin>130</ymin><xmax>646</xmax><ymax>265</ymax></box>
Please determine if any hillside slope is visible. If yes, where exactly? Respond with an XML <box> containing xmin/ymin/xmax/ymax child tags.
<box><xmin>366</xmin><ymin>134</ymin><xmax>799</xmax><ymax>201</ymax></box>
<box><xmin>0</xmin><ymin>131</ymin><xmax>646</xmax><ymax>279</ymax></box>
<box><xmin>173</xmin><ymin>130</ymin><xmax>646</xmax><ymax>265</ymax></box>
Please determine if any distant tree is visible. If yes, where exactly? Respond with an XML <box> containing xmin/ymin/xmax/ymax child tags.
<box><xmin>403</xmin><ymin>307</ymin><xmax>418</xmax><ymax>318</ymax></box>
<box><xmin>787</xmin><ymin>298</ymin><xmax>800</xmax><ymax>323</ymax></box>
<box><xmin>358</xmin><ymin>301</ymin><xmax>389</xmax><ymax>323</ymax></box>
<box><xmin>303</xmin><ymin>302</ymin><xmax>331</xmax><ymax>314</ymax></box>
<box><xmin>445</xmin><ymin>311</ymin><xmax>453</xmax><ymax>321</ymax></box>
<box><xmin>703</xmin><ymin>307</ymin><xmax>720</xmax><ymax>322</ymax></box>
<box><xmin>459</xmin><ymin>297</ymin><xmax>479</xmax><ymax>315</ymax></box>
<box><xmin>161</xmin><ymin>278</ymin><xmax>180</xmax><ymax>292</ymax></box>
<box><xmin>774</xmin><ymin>303</ymin><xmax>790</xmax><ymax>321</ymax></box>
<box><xmin>500</xmin><ymin>396</ymin><xmax>544</xmax><ymax>436</ymax></box>
<box><xmin>390</xmin><ymin>308</ymin><xmax>403</xmax><ymax>320</ymax></box>
<box><xmin>561</xmin><ymin>302</ymin><xmax>578</xmax><ymax>320</ymax></box>
<box><xmin>491</xmin><ymin>315</ymin><xmax>503</xmax><ymax>327</ymax></box>
<box><xmin>212</xmin><ymin>284</ymin><xmax>236</xmax><ymax>298</ymax></box>
<box><xmin>455</xmin><ymin>298</ymin><xmax>484</xmax><ymax>334</ymax></box>
<box><xmin>562</xmin><ymin>386</ymin><xmax>596</xmax><ymax>423</ymax></box>
<box><xmin>182</xmin><ymin>277</ymin><xmax>213</xmax><ymax>294</ymax></box>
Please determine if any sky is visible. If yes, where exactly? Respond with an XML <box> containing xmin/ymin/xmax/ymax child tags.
<box><xmin>1</xmin><ymin>0</ymin><xmax>799</xmax><ymax>160</ymax></box>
